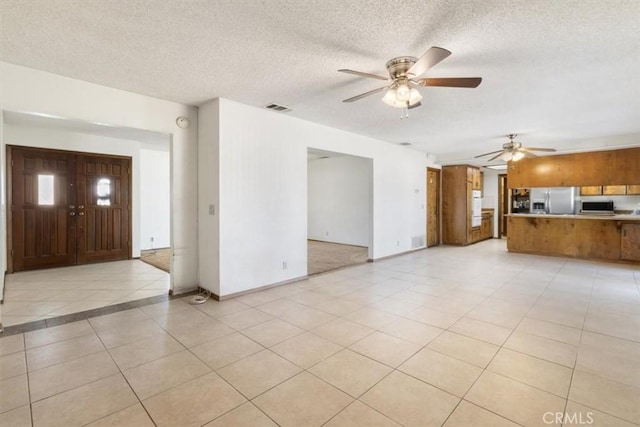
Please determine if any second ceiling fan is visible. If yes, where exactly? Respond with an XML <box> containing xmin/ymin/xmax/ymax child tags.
<box><xmin>475</xmin><ymin>134</ymin><xmax>557</xmax><ymax>162</ymax></box>
<box><xmin>339</xmin><ymin>46</ymin><xmax>482</xmax><ymax>113</ymax></box>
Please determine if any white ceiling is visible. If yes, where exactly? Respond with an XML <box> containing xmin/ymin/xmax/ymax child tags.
<box><xmin>1</xmin><ymin>0</ymin><xmax>639</xmax><ymax>165</ymax></box>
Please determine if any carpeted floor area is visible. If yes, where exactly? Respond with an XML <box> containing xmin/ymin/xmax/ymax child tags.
<box><xmin>140</xmin><ymin>248</ymin><xmax>171</xmax><ymax>273</ymax></box>
<box><xmin>308</xmin><ymin>240</ymin><xmax>369</xmax><ymax>275</ymax></box>
<box><xmin>139</xmin><ymin>243</ymin><xmax>368</xmax><ymax>276</ymax></box>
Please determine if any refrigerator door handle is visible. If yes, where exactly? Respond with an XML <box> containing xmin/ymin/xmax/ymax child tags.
<box><xmin>545</xmin><ymin>191</ymin><xmax>550</xmax><ymax>214</ymax></box>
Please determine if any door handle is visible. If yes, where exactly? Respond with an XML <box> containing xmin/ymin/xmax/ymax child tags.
<box><xmin>78</xmin><ymin>205</ymin><xmax>84</xmax><ymax>209</ymax></box>
<box><xmin>69</xmin><ymin>205</ymin><xmax>75</xmax><ymax>209</ymax></box>
<box><xmin>79</xmin><ymin>212</ymin><xmax>85</xmax><ymax>216</ymax></box>
<box><xmin>69</xmin><ymin>212</ymin><xmax>76</xmax><ymax>216</ymax></box>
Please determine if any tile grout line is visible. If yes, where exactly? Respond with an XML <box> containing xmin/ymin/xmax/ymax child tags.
<box><xmin>561</xmin><ymin>264</ymin><xmax>640</xmax><ymax>426</ymax></box>
<box><xmin>24</xmin><ymin>332</ymin><xmax>35</xmax><ymax>427</ymax></box>
<box><xmin>86</xmin><ymin>311</ymin><xmax>159</xmax><ymax>427</ymax></box>
<box><xmin>7</xmin><ymin>246</ymin><xmax>639</xmax><ymax>426</ymax></box>
<box><xmin>439</xmin><ymin>261</ymin><xmax>565</xmax><ymax>427</ymax></box>
<box><xmin>559</xmin><ymin>270</ymin><xmax>595</xmax><ymax>427</ymax></box>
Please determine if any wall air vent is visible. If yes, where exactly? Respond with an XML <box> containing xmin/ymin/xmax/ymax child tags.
<box><xmin>411</xmin><ymin>235</ymin><xmax>425</xmax><ymax>249</ymax></box>
<box><xmin>399</xmin><ymin>142</ymin><xmax>412</xmax><ymax>146</ymax></box>
<box><xmin>264</xmin><ymin>103</ymin><xmax>292</xmax><ymax>113</ymax></box>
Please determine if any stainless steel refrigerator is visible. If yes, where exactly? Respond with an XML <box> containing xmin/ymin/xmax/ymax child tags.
<box><xmin>529</xmin><ymin>187</ymin><xmax>577</xmax><ymax>214</ymax></box>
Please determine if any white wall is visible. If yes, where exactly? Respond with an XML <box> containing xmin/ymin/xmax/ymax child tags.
<box><xmin>481</xmin><ymin>169</ymin><xmax>500</xmax><ymax>237</ymax></box>
<box><xmin>139</xmin><ymin>148</ymin><xmax>171</xmax><ymax>249</ymax></box>
<box><xmin>308</xmin><ymin>155</ymin><xmax>372</xmax><ymax>247</ymax></box>
<box><xmin>197</xmin><ymin>100</ymin><xmax>221</xmax><ymax>295</ymax></box>
<box><xmin>199</xmin><ymin>98</ymin><xmax>434</xmax><ymax>297</ymax></box>
<box><xmin>0</xmin><ymin>62</ymin><xmax>198</xmax><ymax>294</ymax></box>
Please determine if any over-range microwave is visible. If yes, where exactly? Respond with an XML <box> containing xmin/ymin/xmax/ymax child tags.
<box><xmin>581</xmin><ymin>201</ymin><xmax>614</xmax><ymax>214</ymax></box>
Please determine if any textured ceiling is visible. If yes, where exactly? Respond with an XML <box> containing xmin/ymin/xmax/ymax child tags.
<box><xmin>1</xmin><ymin>0</ymin><xmax>639</xmax><ymax>164</ymax></box>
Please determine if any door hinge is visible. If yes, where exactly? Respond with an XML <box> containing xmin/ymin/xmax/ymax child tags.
<box><xmin>11</xmin><ymin>249</ymin><xmax>14</xmax><ymax>256</ymax></box>
<box><xmin>11</xmin><ymin>159</ymin><xmax>14</xmax><ymax>167</ymax></box>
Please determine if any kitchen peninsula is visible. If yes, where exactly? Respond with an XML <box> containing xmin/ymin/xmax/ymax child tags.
<box><xmin>507</xmin><ymin>147</ymin><xmax>640</xmax><ymax>262</ymax></box>
<box><xmin>508</xmin><ymin>214</ymin><xmax>640</xmax><ymax>262</ymax></box>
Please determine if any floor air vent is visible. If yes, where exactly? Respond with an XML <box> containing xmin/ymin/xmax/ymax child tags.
<box><xmin>264</xmin><ymin>103</ymin><xmax>292</xmax><ymax>112</ymax></box>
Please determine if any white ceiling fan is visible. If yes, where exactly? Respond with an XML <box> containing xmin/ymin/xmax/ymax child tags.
<box><xmin>338</xmin><ymin>47</ymin><xmax>482</xmax><ymax>117</ymax></box>
<box><xmin>475</xmin><ymin>134</ymin><xmax>557</xmax><ymax>162</ymax></box>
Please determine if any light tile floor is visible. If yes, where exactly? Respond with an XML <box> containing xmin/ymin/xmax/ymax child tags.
<box><xmin>1</xmin><ymin>260</ymin><xmax>169</xmax><ymax>327</ymax></box>
<box><xmin>1</xmin><ymin>239</ymin><xmax>639</xmax><ymax>426</ymax></box>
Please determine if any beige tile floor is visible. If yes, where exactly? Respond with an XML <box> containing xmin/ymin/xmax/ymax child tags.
<box><xmin>1</xmin><ymin>239</ymin><xmax>639</xmax><ymax>426</ymax></box>
<box><xmin>1</xmin><ymin>260</ymin><xmax>169</xmax><ymax>327</ymax></box>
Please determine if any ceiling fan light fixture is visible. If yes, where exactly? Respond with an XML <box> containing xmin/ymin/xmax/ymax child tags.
<box><xmin>382</xmin><ymin>89</ymin><xmax>397</xmax><ymax>106</ymax></box>
<box><xmin>500</xmin><ymin>151</ymin><xmax>513</xmax><ymax>162</ymax></box>
<box><xmin>396</xmin><ymin>83</ymin><xmax>411</xmax><ymax>102</ymax></box>
<box><xmin>382</xmin><ymin>87</ymin><xmax>422</xmax><ymax>108</ymax></box>
<box><xmin>409</xmin><ymin>88</ymin><xmax>423</xmax><ymax>104</ymax></box>
<box><xmin>512</xmin><ymin>150</ymin><xmax>525</xmax><ymax>161</ymax></box>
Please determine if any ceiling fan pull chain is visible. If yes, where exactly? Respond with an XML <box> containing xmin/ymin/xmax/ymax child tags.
<box><xmin>400</xmin><ymin>105</ymin><xmax>409</xmax><ymax>119</ymax></box>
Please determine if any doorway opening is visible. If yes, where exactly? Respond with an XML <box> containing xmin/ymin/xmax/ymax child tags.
<box><xmin>426</xmin><ymin>167</ymin><xmax>441</xmax><ymax>247</ymax></box>
<box><xmin>307</xmin><ymin>148</ymin><xmax>372</xmax><ymax>275</ymax></box>
<box><xmin>499</xmin><ymin>174</ymin><xmax>508</xmax><ymax>237</ymax></box>
<box><xmin>1</xmin><ymin>111</ymin><xmax>171</xmax><ymax>328</ymax></box>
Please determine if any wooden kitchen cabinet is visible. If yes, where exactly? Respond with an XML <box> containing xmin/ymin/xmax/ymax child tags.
<box><xmin>481</xmin><ymin>211</ymin><xmax>493</xmax><ymax>240</ymax></box>
<box><xmin>603</xmin><ymin>185</ymin><xmax>626</xmax><ymax>195</ymax></box>
<box><xmin>472</xmin><ymin>168</ymin><xmax>482</xmax><ymax>190</ymax></box>
<box><xmin>575</xmin><ymin>220</ymin><xmax>621</xmax><ymax>260</ymax></box>
<box><xmin>508</xmin><ymin>147</ymin><xmax>640</xmax><ymax>188</ymax></box>
<box><xmin>626</xmin><ymin>185</ymin><xmax>640</xmax><ymax>195</ymax></box>
<box><xmin>580</xmin><ymin>186</ymin><xmax>602</xmax><ymax>196</ymax></box>
<box><xmin>621</xmin><ymin>224</ymin><xmax>640</xmax><ymax>261</ymax></box>
<box><xmin>443</xmin><ymin>165</ymin><xmax>480</xmax><ymax>245</ymax></box>
<box><xmin>466</xmin><ymin>166</ymin><xmax>482</xmax><ymax>190</ymax></box>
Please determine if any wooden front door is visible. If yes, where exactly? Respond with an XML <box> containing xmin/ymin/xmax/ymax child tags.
<box><xmin>9</xmin><ymin>146</ymin><xmax>131</xmax><ymax>272</ymax></box>
<box><xmin>426</xmin><ymin>168</ymin><xmax>440</xmax><ymax>247</ymax></box>
<box><xmin>77</xmin><ymin>154</ymin><xmax>131</xmax><ymax>265</ymax></box>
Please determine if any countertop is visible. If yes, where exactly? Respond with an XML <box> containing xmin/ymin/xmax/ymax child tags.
<box><xmin>508</xmin><ymin>213</ymin><xmax>640</xmax><ymax>221</ymax></box>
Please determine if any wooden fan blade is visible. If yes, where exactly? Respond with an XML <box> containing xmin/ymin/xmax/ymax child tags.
<box><xmin>408</xmin><ymin>101</ymin><xmax>422</xmax><ymax>110</ymax></box>
<box><xmin>416</xmin><ymin>77</ymin><xmax>482</xmax><ymax>88</ymax></box>
<box><xmin>488</xmin><ymin>151</ymin><xmax>506</xmax><ymax>162</ymax></box>
<box><xmin>474</xmin><ymin>149</ymin><xmax>504</xmax><ymax>158</ymax></box>
<box><xmin>523</xmin><ymin>147</ymin><xmax>557</xmax><ymax>152</ymax></box>
<box><xmin>407</xmin><ymin>46</ymin><xmax>451</xmax><ymax>78</ymax></box>
<box><xmin>338</xmin><ymin>69</ymin><xmax>389</xmax><ymax>81</ymax></box>
<box><xmin>342</xmin><ymin>86</ymin><xmax>388</xmax><ymax>103</ymax></box>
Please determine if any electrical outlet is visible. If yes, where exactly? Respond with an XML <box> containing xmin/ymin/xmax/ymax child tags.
<box><xmin>150</xmin><ymin>237</ymin><xmax>154</xmax><ymax>242</ymax></box>
<box><xmin>282</xmin><ymin>261</ymin><xmax>287</xmax><ymax>270</ymax></box>
<box><xmin>325</xmin><ymin>231</ymin><xmax>329</xmax><ymax>236</ymax></box>
<box><xmin>397</xmin><ymin>240</ymin><xmax>400</xmax><ymax>246</ymax></box>
<box><xmin>209</xmin><ymin>204</ymin><xmax>215</xmax><ymax>215</ymax></box>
